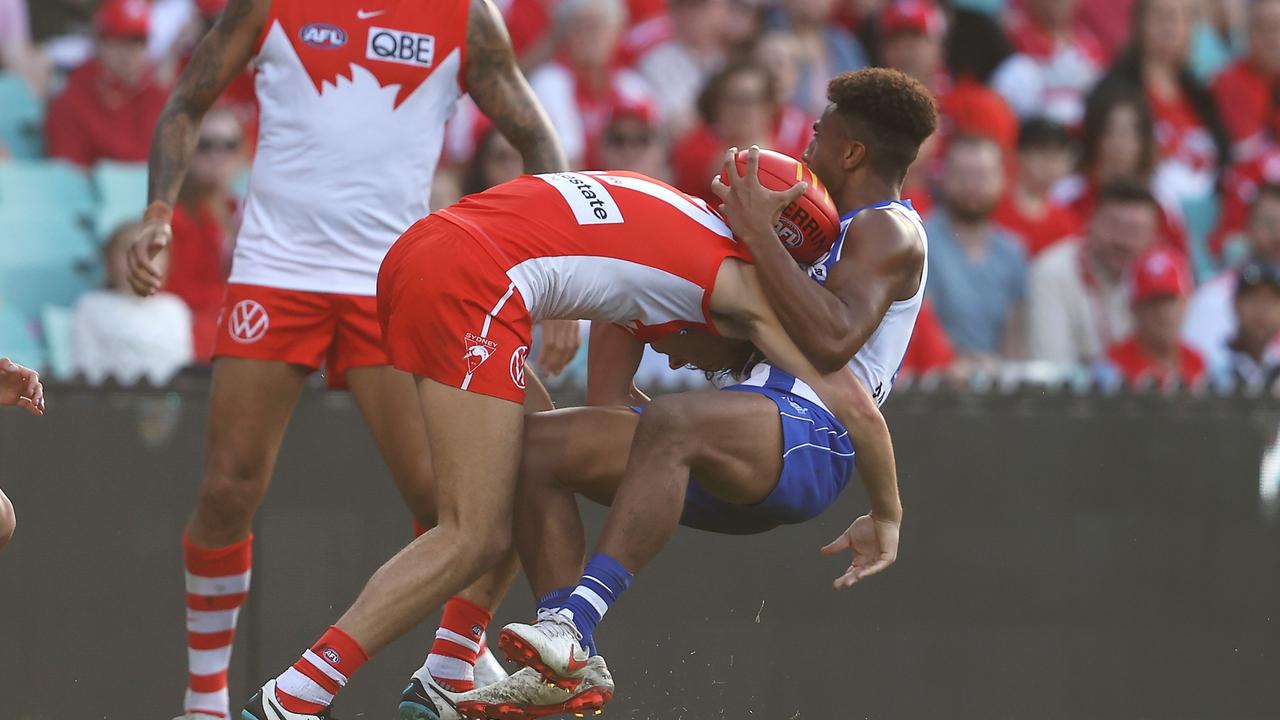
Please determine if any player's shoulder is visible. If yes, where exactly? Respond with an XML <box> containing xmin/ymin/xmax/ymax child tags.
<box><xmin>842</xmin><ymin>204</ymin><xmax>925</xmax><ymax>259</ymax></box>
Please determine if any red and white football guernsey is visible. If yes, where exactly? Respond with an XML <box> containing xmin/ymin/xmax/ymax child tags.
<box><xmin>232</xmin><ymin>0</ymin><xmax>469</xmax><ymax>295</ymax></box>
<box><xmin>378</xmin><ymin>171</ymin><xmax>751</xmax><ymax>402</ymax></box>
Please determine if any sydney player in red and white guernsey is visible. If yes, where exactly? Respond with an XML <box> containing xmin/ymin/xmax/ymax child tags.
<box><xmin>238</xmin><ymin>154</ymin><xmax>906</xmax><ymax>720</ymax></box>
<box><xmin>123</xmin><ymin>2</ymin><xmax>570</xmax><ymax>718</ymax></box>
<box><xmin>467</xmin><ymin>69</ymin><xmax>940</xmax><ymax>718</ymax></box>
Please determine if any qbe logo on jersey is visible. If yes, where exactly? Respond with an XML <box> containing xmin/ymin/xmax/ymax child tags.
<box><xmin>227</xmin><ymin>300</ymin><xmax>269</xmax><ymax>344</ymax></box>
<box><xmin>536</xmin><ymin>173</ymin><xmax>625</xmax><ymax>225</ymax></box>
<box><xmin>366</xmin><ymin>26</ymin><xmax>435</xmax><ymax>68</ymax></box>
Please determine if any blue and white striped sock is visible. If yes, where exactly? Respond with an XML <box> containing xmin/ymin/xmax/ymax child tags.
<box><xmin>555</xmin><ymin>553</ymin><xmax>633</xmax><ymax>649</ymax></box>
<box><xmin>536</xmin><ymin>586</ymin><xmax>574</xmax><ymax>613</ymax></box>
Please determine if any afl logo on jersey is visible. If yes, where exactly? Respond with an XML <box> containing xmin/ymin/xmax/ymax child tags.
<box><xmin>367</xmin><ymin>26</ymin><xmax>436</xmax><ymax>68</ymax></box>
<box><xmin>300</xmin><ymin>23</ymin><xmax>348</xmax><ymax>49</ymax></box>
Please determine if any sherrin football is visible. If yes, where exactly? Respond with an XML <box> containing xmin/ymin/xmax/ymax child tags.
<box><xmin>719</xmin><ymin>147</ymin><xmax>841</xmax><ymax>264</ymax></box>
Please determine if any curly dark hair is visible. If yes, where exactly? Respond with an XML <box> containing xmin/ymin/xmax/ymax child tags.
<box><xmin>827</xmin><ymin>68</ymin><xmax>938</xmax><ymax>183</ymax></box>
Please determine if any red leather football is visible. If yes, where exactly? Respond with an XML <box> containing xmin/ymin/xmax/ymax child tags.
<box><xmin>719</xmin><ymin>147</ymin><xmax>841</xmax><ymax>264</ymax></box>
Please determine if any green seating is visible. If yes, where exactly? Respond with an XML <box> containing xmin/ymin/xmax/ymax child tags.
<box><xmin>0</xmin><ymin>159</ymin><xmax>95</xmax><ymax>221</ymax></box>
<box><xmin>0</xmin><ymin>213</ymin><xmax>98</xmax><ymax>317</ymax></box>
<box><xmin>92</xmin><ymin>161</ymin><xmax>148</xmax><ymax>239</ymax></box>
<box><xmin>0</xmin><ymin>73</ymin><xmax>43</xmax><ymax>160</ymax></box>
<box><xmin>0</xmin><ymin>303</ymin><xmax>45</xmax><ymax>370</ymax></box>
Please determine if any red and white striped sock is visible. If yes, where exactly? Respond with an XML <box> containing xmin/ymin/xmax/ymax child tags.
<box><xmin>424</xmin><ymin>597</ymin><xmax>492</xmax><ymax>692</ymax></box>
<box><xmin>184</xmin><ymin>531</ymin><xmax>253</xmax><ymax>720</ymax></box>
<box><xmin>274</xmin><ymin>626</ymin><xmax>369</xmax><ymax>714</ymax></box>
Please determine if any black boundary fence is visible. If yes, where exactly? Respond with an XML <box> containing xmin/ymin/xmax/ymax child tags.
<box><xmin>1</xmin><ymin>380</ymin><xmax>1277</xmax><ymax>719</ymax></box>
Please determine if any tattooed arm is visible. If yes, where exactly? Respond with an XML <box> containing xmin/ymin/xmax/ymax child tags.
<box><xmin>465</xmin><ymin>0</ymin><xmax>567</xmax><ymax>175</ymax></box>
<box><xmin>127</xmin><ymin>0</ymin><xmax>269</xmax><ymax>296</ymax></box>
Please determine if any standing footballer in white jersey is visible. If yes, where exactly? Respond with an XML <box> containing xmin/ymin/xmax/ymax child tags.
<box><xmin>439</xmin><ymin>68</ymin><xmax>941</xmax><ymax>717</ymax></box>
<box><xmin>122</xmin><ymin>1</ymin><xmax>570</xmax><ymax>718</ymax></box>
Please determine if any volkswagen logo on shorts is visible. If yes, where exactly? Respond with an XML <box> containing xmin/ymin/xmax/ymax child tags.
<box><xmin>510</xmin><ymin>345</ymin><xmax>528</xmax><ymax>389</ymax></box>
<box><xmin>228</xmin><ymin>300</ymin><xmax>269</xmax><ymax>344</ymax></box>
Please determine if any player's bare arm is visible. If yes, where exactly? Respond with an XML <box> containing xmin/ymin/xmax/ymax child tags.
<box><xmin>713</xmin><ymin>146</ymin><xmax>923</xmax><ymax>373</ymax></box>
<box><xmin>585</xmin><ymin>323</ymin><xmax>650</xmax><ymax>407</ymax></box>
<box><xmin>465</xmin><ymin>0</ymin><xmax>566</xmax><ymax>175</ymax></box>
<box><xmin>0</xmin><ymin>357</ymin><xmax>44</xmax><ymax>416</ymax></box>
<box><xmin>128</xmin><ymin>0</ymin><xmax>269</xmax><ymax>296</ymax></box>
<box><xmin>465</xmin><ymin>0</ymin><xmax>579</xmax><ymax>374</ymax></box>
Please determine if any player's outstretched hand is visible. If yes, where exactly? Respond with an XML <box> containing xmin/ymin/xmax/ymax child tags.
<box><xmin>820</xmin><ymin>514</ymin><xmax>900</xmax><ymax>590</ymax></box>
<box><xmin>126</xmin><ymin>212</ymin><xmax>174</xmax><ymax>297</ymax></box>
<box><xmin>537</xmin><ymin>319</ymin><xmax>582</xmax><ymax>376</ymax></box>
<box><xmin>710</xmin><ymin>145</ymin><xmax>807</xmax><ymax>247</ymax></box>
<box><xmin>0</xmin><ymin>357</ymin><xmax>45</xmax><ymax>416</ymax></box>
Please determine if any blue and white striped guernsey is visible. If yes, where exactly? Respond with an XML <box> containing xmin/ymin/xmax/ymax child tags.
<box><xmin>739</xmin><ymin>199</ymin><xmax>928</xmax><ymax>409</ymax></box>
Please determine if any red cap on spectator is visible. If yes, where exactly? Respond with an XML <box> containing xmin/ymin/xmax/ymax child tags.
<box><xmin>1131</xmin><ymin>248</ymin><xmax>1192</xmax><ymax>304</ymax></box>
<box><xmin>95</xmin><ymin>0</ymin><xmax>150</xmax><ymax>39</ymax></box>
<box><xmin>880</xmin><ymin>0</ymin><xmax>946</xmax><ymax>39</ymax></box>
<box><xmin>197</xmin><ymin>0</ymin><xmax>230</xmax><ymax>19</ymax></box>
<box><xmin>608</xmin><ymin>97</ymin><xmax>658</xmax><ymax>128</ymax></box>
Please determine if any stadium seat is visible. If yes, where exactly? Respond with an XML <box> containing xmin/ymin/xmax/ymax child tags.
<box><xmin>40</xmin><ymin>305</ymin><xmax>74</xmax><ymax>380</ymax></box>
<box><xmin>0</xmin><ymin>214</ymin><xmax>98</xmax><ymax>318</ymax></box>
<box><xmin>0</xmin><ymin>303</ymin><xmax>45</xmax><ymax>370</ymax></box>
<box><xmin>1182</xmin><ymin>194</ymin><xmax>1221</xmax><ymax>282</ymax></box>
<box><xmin>92</xmin><ymin>161</ymin><xmax>148</xmax><ymax>239</ymax></box>
<box><xmin>0</xmin><ymin>73</ymin><xmax>44</xmax><ymax>160</ymax></box>
<box><xmin>0</xmin><ymin>159</ymin><xmax>95</xmax><ymax>221</ymax></box>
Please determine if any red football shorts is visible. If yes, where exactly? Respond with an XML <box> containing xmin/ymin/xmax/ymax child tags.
<box><xmin>377</xmin><ymin>215</ymin><xmax>532</xmax><ymax>404</ymax></box>
<box><xmin>213</xmin><ymin>283</ymin><xmax>389</xmax><ymax>389</ymax></box>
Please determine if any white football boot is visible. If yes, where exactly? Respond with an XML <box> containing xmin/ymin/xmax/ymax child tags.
<box><xmin>455</xmin><ymin>664</ymin><xmax>614</xmax><ymax>720</ymax></box>
<box><xmin>240</xmin><ymin>679</ymin><xmax>333</xmax><ymax>720</ymax></box>
<box><xmin>473</xmin><ymin>640</ymin><xmax>510</xmax><ymax>688</ymax></box>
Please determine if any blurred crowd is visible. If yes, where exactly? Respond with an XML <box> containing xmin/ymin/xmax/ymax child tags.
<box><xmin>4</xmin><ymin>0</ymin><xmax>1280</xmax><ymax>391</ymax></box>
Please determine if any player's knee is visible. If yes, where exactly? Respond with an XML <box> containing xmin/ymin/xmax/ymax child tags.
<box><xmin>199</xmin><ymin>448</ymin><xmax>270</xmax><ymax>519</ymax></box>
<box><xmin>519</xmin><ymin>415</ymin><xmax>562</xmax><ymax>489</ymax></box>
<box><xmin>637</xmin><ymin>395</ymin><xmax>699</xmax><ymax>453</ymax></box>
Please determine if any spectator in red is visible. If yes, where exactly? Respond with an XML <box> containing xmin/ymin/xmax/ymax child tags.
<box><xmin>44</xmin><ymin>0</ymin><xmax>168</xmax><ymax>167</ymax></box>
<box><xmin>163</xmin><ymin>109</ymin><xmax>243</xmax><ymax>362</ymax></box>
<box><xmin>991</xmin><ymin>0</ymin><xmax>1105</xmax><ymax>128</ymax></box>
<box><xmin>766</xmin><ymin>0</ymin><xmax>869</xmax><ymax>117</ymax></box>
<box><xmin>1028</xmin><ymin>180</ymin><xmax>1160</xmax><ymax>364</ymax></box>
<box><xmin>527</xmin><ymin>0</ymin><xmax>652</xmax><ymax>168</ymax></box>
<box><xmin>1211</xmin><ymin>0</ymin><xmax>1280</xmax><ymax>165</ymax></box>
<box><xmin>1206</xmin><ymin>0</ymin><xmax>1280</xmax><ymax>257</ymax></box>
<box><xmin>751</xmin><ymin>31</ymin><xmax>813</xmax><ymax>161</ymax></box>
<box><xmin>635</xmin><ymin>0</ymin><xmax>734</xmax><ymax>137</ymax></box>
<box><xmin>994</xmin><ymin>118</ymin><xmax>1081</xmax><ymax>257</ymax></box>
<box><xmin>1093</xmin><ymin>0</ymin><xmax>1230</xmax><ymax>209</ymax></box>
<box><xmin>1223</xmin><ymin>258</ymin><xmax>1280</xmax><ymax>386</ymax></box>
<box><xmin>1054</xmin><ymin>86</ymin><xmax>1189</xmax><ymax>253</ymax></box>
<box><xmin>591</xmin><ymin>102</ymin><xmax>667</xmax><ymax>179</ymax></box>
<box><xmin>672</xmin><ymin>59</ymin><xmax>779</xmax><ymax>204</ymax></box>
<box><xmin>1183</xmin><ymin>184</ymin><xmax>1280</xmax><ymax>371</ymax></box>
<box><xmin>1105</xmin><ymin>247</ymin><xmax>1205</xmax><ymax>388</ymax></box>
<box><xmin>898</xmin><ymin>300</ymin><xmax>955</xmax><ymax>377</ymax></box>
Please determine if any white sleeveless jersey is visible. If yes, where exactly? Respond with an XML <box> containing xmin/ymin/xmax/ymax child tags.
<box><xmin>229</xmin><ymin>0</ymin><xmax>470</xmax><ymax>295</ymax></box>
<box><xmin>735</xmin><ymin>200</ymin><xmax>929</xmax><ymax>409</ymax></box>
